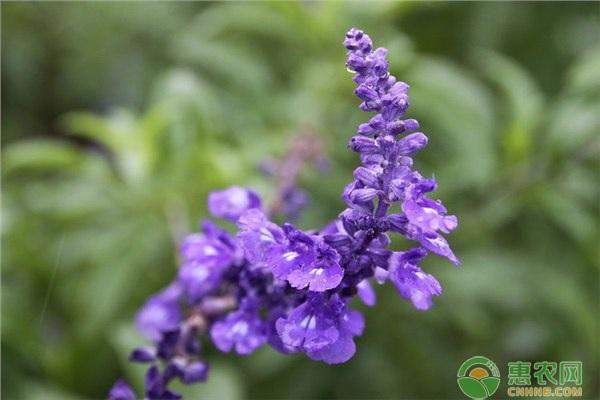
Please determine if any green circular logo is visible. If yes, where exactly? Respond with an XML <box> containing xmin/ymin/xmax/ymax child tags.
<box><xmin>457</xmin><ymin>356</ymin><xmax>501</xmax><ymax>400</ymax></box>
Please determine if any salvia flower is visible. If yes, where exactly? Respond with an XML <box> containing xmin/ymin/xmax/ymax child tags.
<box><xmin>110</xmin><ymin>28</ymin><xmax>459</xmax><ymax>399</ymax></box>
<box><xmin>208</xmin><ymin>186</ymin><xmax>261</xmax><ymax>222</ymax></box>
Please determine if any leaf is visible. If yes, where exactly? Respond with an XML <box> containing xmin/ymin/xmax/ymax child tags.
<box><xmin>406</xmin><ymin>57</ymin><xmax>497</xmax><ymax>190</ymax></box>
<box><xmin>181</xmin><ymin>3</ymin><xmax>299</xmax><ymax>43</ymax></box>
<box><xmin>171</xmin><ymin>37</ymin><xmax>272</xmax><ymax>95</ymax></box>
<box><xmin>565</xmin><ymin>46</ymin><xmax>600</xmax><ymax>95</ymax></box>
<box><xmin>74</xmin><ymin>218</ymin><xmax>170</xmax><ymax>338</ymax></box>
<box><xmin>60</xmin><ymin>111</ymin><xmax>122</xmax><ymax>151</ymax></box>
<box><xmin>17</xmin><ymin>382</ymin><xmax>81</xmax><ymax>400</ymax></box>
<box><xmin>1</xmin><ymin>140</ymin><xmax>101</xmax><ymax>175</ymax></box>
<box><xmin>61</xmin><ymin>108</ymin><xmax>169</xmax><ymax>183</ymax></box>
<box><xmin>474</xmin><ymin>49</ymin><xmax>545</xmax><ymax>162</ymax></box>
<box><xmin>546</xmin><ymin>96</ymin><xmax>600</xmax><ymax>151</ymax></box>
<box><xmin>547</xmin><ymin>47</ymin><xmax>600</xmax><ymax>150</ymax></box>
<box><xmin>539</xmin><ymin>187</ymin><xmax>596</xmax><ymax>245</ymax></box>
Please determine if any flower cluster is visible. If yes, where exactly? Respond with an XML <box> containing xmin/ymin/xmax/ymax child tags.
<box><xmin>109</xmin><ymin>28</ymin><xmax>458</xmax><ymax>400</ymax></box>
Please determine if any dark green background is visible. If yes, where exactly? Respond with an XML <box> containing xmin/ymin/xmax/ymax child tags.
<box><xmin>2</xmin><ymin>2</ymin><xmax>599</xmax><ymax>399</ymax></box>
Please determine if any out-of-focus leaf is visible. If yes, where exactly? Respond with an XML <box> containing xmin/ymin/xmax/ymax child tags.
<box><xmin>547</xmin><ymin>47</ymin><xmax>600</xmax><ymax>151</ymax></box>
<box><xmin>17</xmin><ymin>382</ymin><xmax>80</xmax><ymax>400</ymax></box>
<box><xmin>151</xmin><ymin>69</ymin><xmax>218</xmax><ymax>126</ymax></box>
<box><xmin>538</xmin><ymin>187</ymin><xmax>596</xmax><ymax>245</ymax></box>
<box><xmin>60</xmin><ymin>112</ymin><xmax>121</xmax><ymax>151</ymax></box>
<box><xmin>172</xmin><ymin>38</ymin><xmax>272</xmax><ymax>95</ymax></box>
<box><xmin>407</xmin><ymin>57</ymin><xmax>497</xmax><ymax>189</ymax></box>
<box><xmin>182</xmin><ymin>3</ymin><xmax>300</xmax><ymax>44</ymax></box>
<box><xmin>1</xmin><ymin>140</ymin><xmax>105</xmax><ymax>176</ymax></box>
<box><xmin>20</xmin><ymin>179</ymin><xmax>112</xmax><ymax>218</ymax></box>
<box><xmin>61</xmin><ymin>108</ymin><xmax>168</xmax><ymax>184</ymax></box>
<box><xmin>561</xmin><ymin>166</ymin><xmax>600</xmax><ymax>206</ymax></box>
<box><xmin>566</xmin><ymin>46</ymin><xmax>600</xmax><ymax>95</ymax></box>
<box><xmin>547</xmin><ymin>97</ymin><xmax>600</xmax><ymax>151</ymax></box>
<box><xmin>474</xmin><ymin>49</ymin><xmax>544</xmax><ymax>163</ymax></box>
<box><xmin>74</xmin><ymin>219</ymin><xmax>169</xmax><ymax>338</ymax></box>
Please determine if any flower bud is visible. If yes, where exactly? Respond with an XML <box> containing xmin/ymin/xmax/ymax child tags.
<box><xmin>353</xmin><ymin>167</ymin><xmax>380</xmax><ymax>187</ymax></box>
<box><xmin>397</xmin><ymin>132</ymin><xmax>428</xmax><ymax>155</ymax></box>
<box><xmin>348</xmin><ymin>136</ymin><xmax>378</xmax><ymax>153</ymax></box>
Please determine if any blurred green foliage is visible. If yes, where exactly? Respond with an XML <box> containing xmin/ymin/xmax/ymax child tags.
<box><xmin>2</xmin><ymin>2</ymin><xmax>599</xmax><ymax>399</ymax></box>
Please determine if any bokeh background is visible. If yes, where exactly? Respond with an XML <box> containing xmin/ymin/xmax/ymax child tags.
<box><xmin>2</xmin><ymin>2</ymin><xmax>599</xmax><ymax>399</ymax></box>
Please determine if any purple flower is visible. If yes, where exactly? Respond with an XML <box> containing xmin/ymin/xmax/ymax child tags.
<box><xmin>238</xmin><ymin>209</ymin><xmax>343</xmax><ymax>292</ymax></box>
<box><xmin>237</xmin><ymin>208</ymin><xmax>286</xmax><ymax>266</ymax></box>
<box><xmin>210</xmin><ymin>301</ymin><xmax>267</xmax><ymax>355</ymax></box>
<box><xmin>179</xmin><ymin>361</ymin><xmax>210</xmax><ymax>384</ymax></box>
<box><xmin>307</xmin><ymin>307</ymin><xmax>365</xmax><ymax>364</ymax></box>
<box><xmin>164</xmin><ymin>358</ymin><xmax>209</xmax><ymax>384</ymax></box>
<box><xmin>356</xmin><ymin>279</ymin><xmax>376</xmax><ymax>306</ymax></box>
<box><xmin>403</xmin><ymin>198</ymin><xmax>458</xmax><ymax>235</ymax></box>
<box><xmin>178</xmin><ymin>222</ymin><xmax>239</xmax><ymax>302</ymax></box>
<box><xmin>274</xmin><ymin>225</ymin><xmax>343</xmax><ymax>292</ymax></box>
<box><xmin>208</xmin><ymin>186</ymin><xmax>261</xmax><ymax>222</ymax></box>
<box><xmin>145</xmin><ymin>365</ymin><xmax>182</xmax><ymax>400</ymax></box>
<box><xmin>388</xmin><ymin>248</ymin><xmax>442</xmax><ymax>310</ymax></box>
<box><xmin>275</xmin><ymin>294</ymin><xmax>340</xmax><ymax>352</ymax></box>
<box><xmin>280</xmin><ymin>188</ymin><xmax>309</xmax><ymax>221</ymax></box>
<box><xmin>275</xmin><ymin>294</ymin><xmax>365</xmax><ymax>364</ymax></box>
<box><xmin>401</xmin><ymin>198</ymin><xmax>460</xmax><ymax>265</ymax></box>
<box><xmin>343</xmin><ymin>27</ymin><xmax>459</xmax><ymax>268</ymax></box>
<box><xmin>180</xmin><ymin>233</ymin><xmax>233</xmax><ymax>268</ymax></box>
<box><xmin>178</xmin><ymin>261</ymin><xmax>225</xmax><ymax>303</ymax></box>
<box><xmin>136</xmin><ymin>283</ymin><xmax>182</xmax><ymax>342</ymax></box>
<box><xmin>129</xmin><ymin>347</ymin><xmax>156</xmax><ymax>363</ymax></box>
<box><xmin>108</xmin><ymin>380</ymin><xmax>136</xmax><ymax>400</ymax></box>
<box><xmin>112</xmin><ymin>28</ymin><xmax>461</xmax><ymax>400</ymax></box>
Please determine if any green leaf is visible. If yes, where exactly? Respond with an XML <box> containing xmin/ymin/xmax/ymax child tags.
<box><xmin>540</xmin><ymin>187</ymin><xmax>596</xmax><ymax>245</ymax></box>
<box><xmin>181</xmin><ymin>3</ymin><xmax>300</xmax><ymax>43</ymax></box>
<box><xmin>2</xmin><ymin>140</ymin><xmax>99</xmax><ymax>175</ymax></box>
<box><xmin>475</xmin><ymin>49</ymin><xmax>544</xmax><ymax>132</ymax></box>
<box><xmin>547</xmin><ymin>47</ymin><xmax>600</xmax><ymax>150</ymax></box>
<box><xmin>407</xmin><ymin>57</ymin><xmax>497</xmax><ymax>189</ymax></box>
<box><xmin>474</xmin><ymin>50</ymin><xmax>544</xmax><ymax>163</ymax></box>
<box><xmin>565</xmin><ymin>46</ymin><xmax>600</xmax><ymax>95</ymax></box>
<box><xmin>172</xmin><ymin>37</ymin><xmax>272</xmax><ymax>95</ymax></box>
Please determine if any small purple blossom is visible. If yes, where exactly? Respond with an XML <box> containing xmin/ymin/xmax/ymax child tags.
<box><xmin>210</xmin><ymin>300</ymin><xmax>267</xmax><ymax>355</ymax></box>
<box><xmin>275</xmin><ymin>294</ymin><xmax>338</xmax><ymax>351</ymax></box>
<box><xmin>108</xmin><ymin>380</ymin><xmax>136</xmax><ymax>400</ymax></box>
<box><xmin>145</xmin><ymin>365</ymin><xmax>182</xmax><ymax>400</ymax></box>
<box><xmin>236</xmin><ymin>208</ymin><xmax>285</xmax><ymax>266</ymax></box>
<box><xmin>388</xmin><ymin>248</ymin><xmax>442</xmax><ymax>310</ymax></box>
<box><xmin>135</xmin><ymin>283</ymin><xmax>182</xmax><ymax>342</ymax></box>
<box><xmin>178</xmin><ymin>221</ymin><xmax>241</xmax><ymax>302</ymax></box>
<box><xmin>208</xmin><ymin>186</ymin><xmax>261</xmax><ymax>222</ymax></box>
<box><xmin>274</xmin><ymin>225</ymin><xmax>344</xmax><ymax>292</ymax></box>
<box><xmin>111</xmin><ymin>28</ymin><xmax>459</xmax><ymax>399</ymax></box>
<box><xmin>307</xmin><ymin>306</ymin><xmax>365</xmax><ymax>364</ymax></box>
<box><xmin>356</xmin><ymin>279</ymin><xmax>376</xmax><ymax>306</ymax></box>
